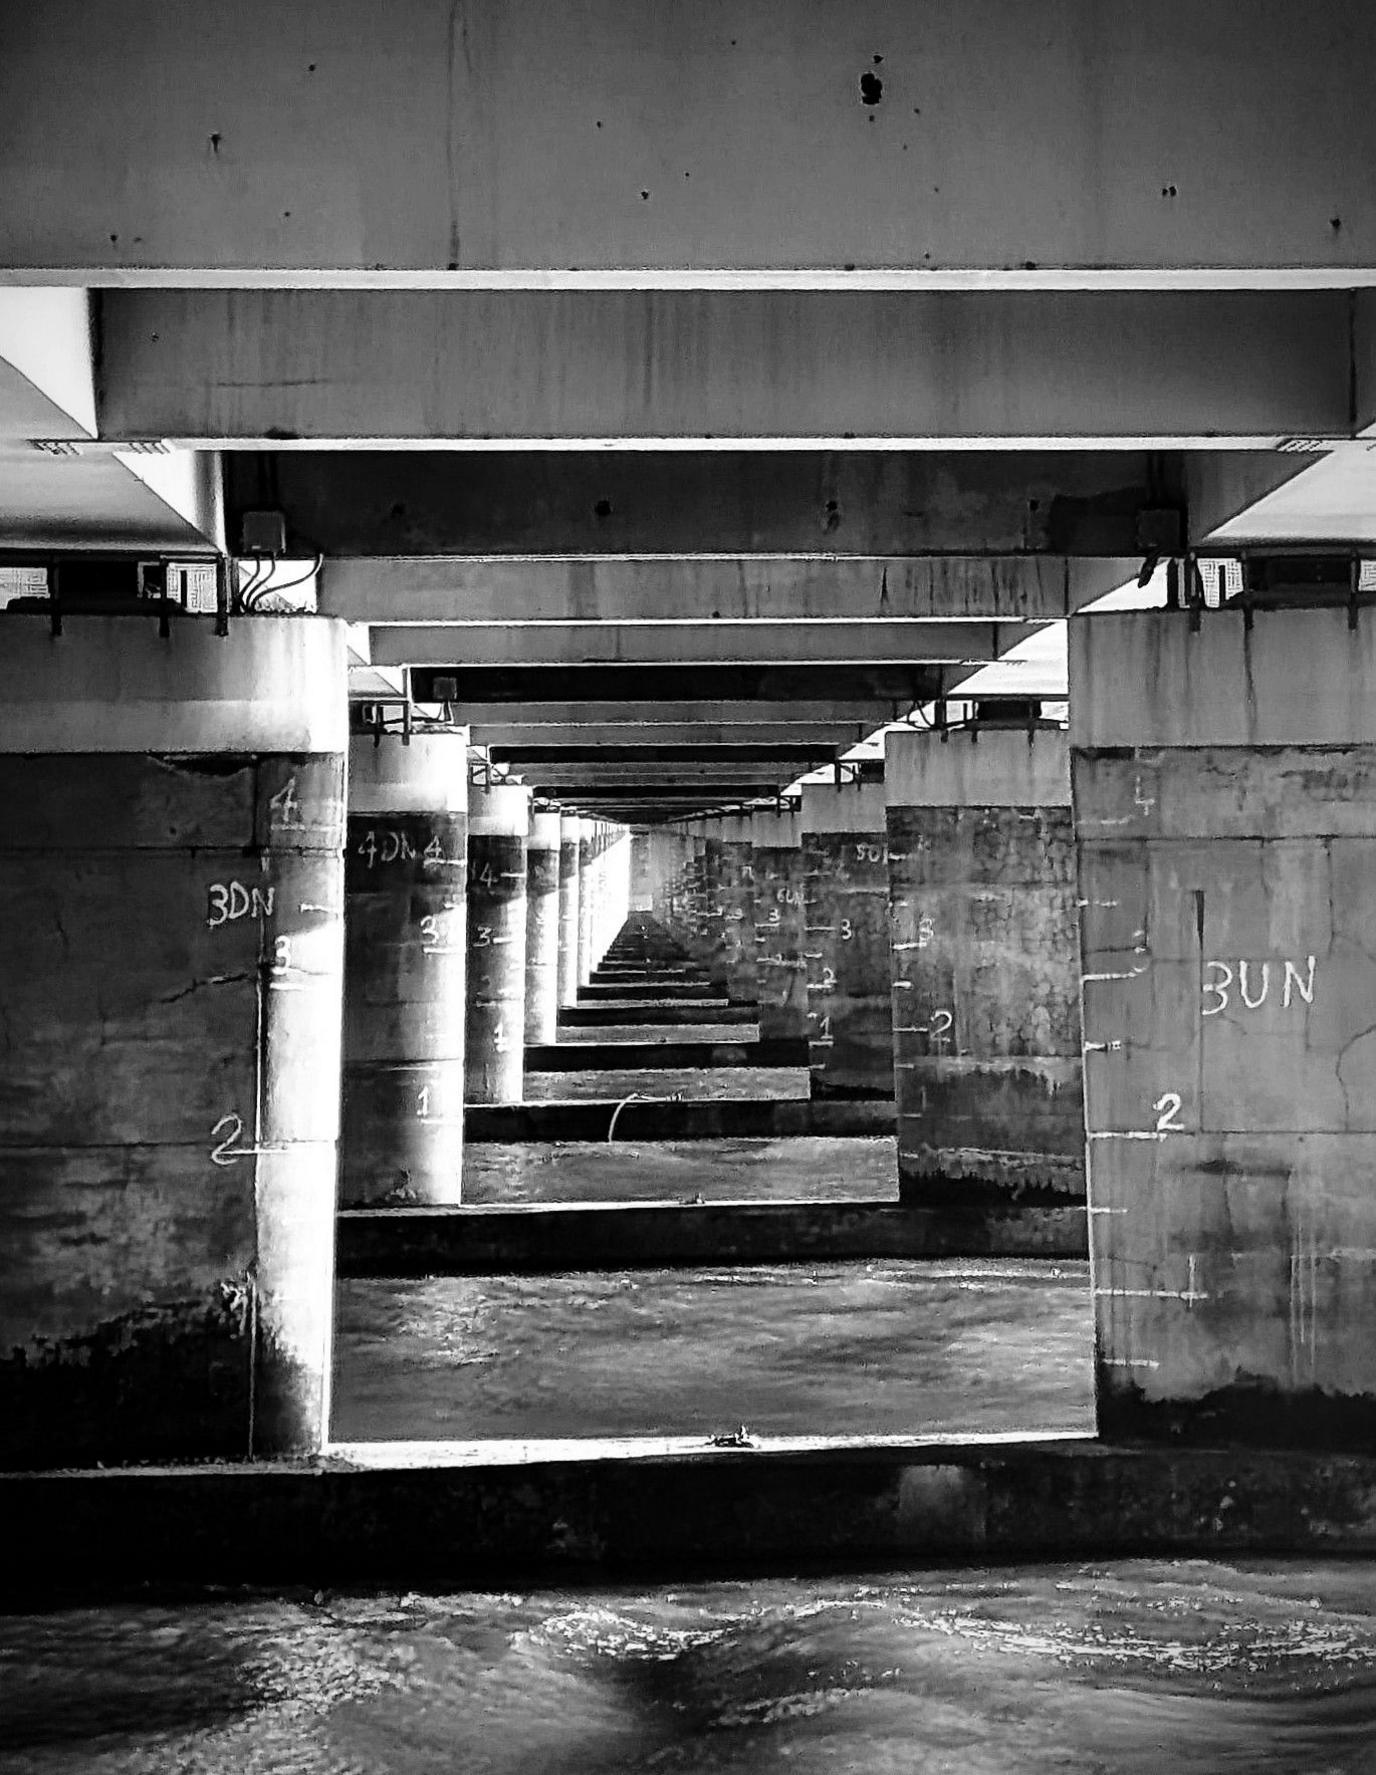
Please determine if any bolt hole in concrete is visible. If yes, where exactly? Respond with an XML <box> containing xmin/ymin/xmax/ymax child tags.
<box><xmin>10</xmin><ymin>1561</ymin><xmax>1376</xmax><ymax>1771</ymax></box>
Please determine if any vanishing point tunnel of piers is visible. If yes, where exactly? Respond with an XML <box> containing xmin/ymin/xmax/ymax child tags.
<box><xmin>8</xmin><ymin>0</ymin><xmax>1376</xmax><ymax>1634</ymax></box>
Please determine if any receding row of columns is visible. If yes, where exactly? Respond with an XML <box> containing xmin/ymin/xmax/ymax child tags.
<box><xmin>649</xmin><ymin>605</ymin><xmax>1376</xmax><ymax>1455</ymax></box>
<box><xmin>0</xmin><ymin>618</ymin><xmax>630</xmax><ymax>1469</ymax></box>
<box><xmin>342</xmin><ymin>736</ymin><xmax>632</xmax><ymax>1206</ymax></box>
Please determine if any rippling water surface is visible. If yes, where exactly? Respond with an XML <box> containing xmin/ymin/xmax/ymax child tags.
<box><xmin>9</xmin><ymin>1561</ymin><xmax>1376</xmax><ymax>1772</ymax></box>
<box><xmin>332</xmin><ymin>1260</ymin><xmax>1094</xmax><ymax>1443</ymax></box>
<box><xmin>463</xmin><ymin>1135</ymin><xmax>898</xmax><ymax>1205</ymax></box>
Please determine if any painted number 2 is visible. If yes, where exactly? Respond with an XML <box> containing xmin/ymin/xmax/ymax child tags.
<box><xmin>1153</xmin><ymin>1092</ymin><xmax>1185</xmax><ymax>1132</ymax></box>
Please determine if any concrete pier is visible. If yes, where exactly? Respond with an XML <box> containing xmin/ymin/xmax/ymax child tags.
<box><xmin>598</xmin><ymin>828</ymin><xmax>632</xmax><ymax>963</ymax></box>
<box><xmin>0</xmin><ymin>616</ymin><xmax>347</xmax><ymax>1467</ymax></box>
<box><xmin>465</xmin><ymin>782</ymin><xmax>531</xmax><ymax>1105</ymax></box>
<box><xmin>885</xmin><ymin>725</ymin><xmax>1084</xmax><ymax>1213</ymax></box>
<box><xmin>800</xmin><ymin>781</ymin><xmax>895</xmax><ymax>1100</ymax></box>
<box><xmin>577</xmin><ymin>818</ymin><xmax>597</xmax><ymax>987</ymax></box>
<box><xmin>341</xmin><ymin>730</ymin><xmax>470</xmax><ymax>1207</ymax></box>
<box><xmin>703</xmin><ymin>815</ymin><xmax>758</xmax><ymax>1004</ymax></box>
<box><xmin>524</xmin><ymin>809</ymin><xmax>562</xmax><ymax>1043</ymax></box>
<box><xmin>557</xmin><ymin>813</ymin><xmax>582</xmax><ymax>1009</ymax></box>
<box><xmin>751</xmin><ymin>808</ymin><xmax>809</xmax><ymax>1041</ymax></box>
<box><xmin>1073</xmin><ymin>608</ymin><xmax>1376</xmax><ymax>1450</ymax></box>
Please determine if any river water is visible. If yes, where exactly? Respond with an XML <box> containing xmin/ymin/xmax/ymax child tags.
<box><xmin>332</xmin><ymin>1259</ymin><xmax>1094</xmax><ymax>1444</ymax></box>
<box><xmin>463</xmin><ymin>1134</ymin><xmax>899</xmax><ymax>1205</ymax></box>
<box><xmin>8</xmin><ymin>1560</ymin><xmax>1376</xmax><ymax>1772</ymax></box>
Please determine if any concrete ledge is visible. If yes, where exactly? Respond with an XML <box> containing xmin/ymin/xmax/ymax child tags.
<box><xmin>559</xmin><ymin>1002</ymin><xmax>758</xmax><ymax>1027</ymax></box>
<box><xmin>8</xmin><ymin>1437</ymin><xmax>1376</xmax><ymax>1596</ymax></box>
<box><xmin>337</xmin><ymin>1202</ymin><xmax>1087</xmax><ymax>1274</ymax></box>
<box><xmin>579</xmin><ymin>981</ymin><xmax>717</xmax><ymax>1000</ymax></box>
<box><xmin>466</xmin><ymin>1097</ymin><xmax>895</xmax><ymax>1141</ymax></box>
<box><xmin>525</xmin><ymin>1038</ymin><xmax>811</xmax><ymax>1071</ymax></box>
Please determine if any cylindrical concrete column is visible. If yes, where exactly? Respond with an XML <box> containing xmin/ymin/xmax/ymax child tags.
<box><xmin>631</xmin><ymin>829</ymin><xmax>652</xmax><ymax>911</ymax></box>
<box><xmin>800</xmin><ymin>779</ymin><xmax>895</xmax><ymax>1100</ymax></box>
<box><xmin>341</xmin><ymin>728</ymin><xmax>469</xmax><ymax>1208</ymax></box>
<box><xmin>466</xmin><ymin>781</ymin><xmax>530</xmax><ymax>1103</ymax></box>
<box><xmin>525</xmin><ymin>809</ymin><xmax>563</xmax><ymax>1042</ymax></box>
<box><xmin>557</xmin><ymin>812</ymin><xmax>582</xmax><ymax>1007</ymax></box>
<box><xmin>0</xmin><ymin>614</ymin><xmax>347</xmax><ymax>1468</ymax></box>
<box><xmin>1073</xmin><ymin>606</ymin><xmax>1376</xmax><ymax>1449</ymax></box>
<box><xmin>577</xmin><ymin>817</ymin><xmax>597</xmax><ymax>986</ymax></box>
<box><xmin>884</xmin><ymin>725</ymin><xmax>1083</xmax><ymax>1211</ymax></box>
<box><xmin>750</xmin><ymin>808</ymin><xmax>808</xmax><ymax>1040</ymax></box>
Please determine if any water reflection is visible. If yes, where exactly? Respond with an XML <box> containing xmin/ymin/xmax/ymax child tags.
<box><xmin>8</xmin><ymin>1562</ymin><xmax>1376</xmax><ymax>1771</ymax></box>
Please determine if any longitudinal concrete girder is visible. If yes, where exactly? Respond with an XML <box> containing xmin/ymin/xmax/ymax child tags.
<box><xmin>6</xmin><ymin>0</ymin><xmax>1376</xmax><ymax>279</ymax></box>
<box><xmin>324</xmin><ymin>556</ymin><xmax>1135</xmax><ymax>623</ymax></box>
<box><xmin>370</xmin><ymin>620</ymin><xmax>1017</xmax><ymax>668</ymax></box>
<box><xmin>102</xmin><ymin>290</ymin><xmax>1347</xmax><ymax>446</ymax></box>
<box><xmin>230</xmin><ymin>450</ymin><xmax>1173</xmax><ymax>557</ymax></box>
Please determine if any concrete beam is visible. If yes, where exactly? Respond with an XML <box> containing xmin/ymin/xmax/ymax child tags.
<box><xmin>462</xmin><ymin>703</ymin><xmax>901</xmax><ymax>730</ymax></box>
<box><xmin>102</xmin><ymin>289</ymin><xmax>1347</xmax><ymax>446</ymax></box>
<box><xmin>473</xmin><ymin>723</ymin><xmax>868</xmax><ymax>749</ymax></box>
<box><xmin>324</xmin><ymin>555</ymin><xmax>1134</xmax><ymax>622</ymax></box>
<box><xmin>410</xmin><ymin>664</ymin><xmax>947</xmax><ymax>703</ymax></box>
<box><xmin>554</xmin><ymin>784</ymin><xmax>773</xmax><ymax>802</ymax></box>
<box><xmin>525</xmin><ymin>767</ymin><xmax>801</xmax><ymax>786</ymax></box>
<box><xmin>493</xmin><ymin>744</ymin><xmax>835</xmax><ymax>765</ymax></box>
<box><xmin>372</xmin><ymin>620</ymin><xmax>1016</xmax><ymax>668</ymax></box>
<box><xmin>229</xmin><ymin>450</ymin><xmax>1171</xmax><ymax>557</ymax></box>
<box><xmin>6</xmin><ymin>0</ymin><xmax>1376</xmax><ymax>279</ymax></box>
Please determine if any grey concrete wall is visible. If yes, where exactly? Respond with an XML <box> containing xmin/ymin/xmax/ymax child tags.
<box><xmin>801</xmin><ymin>782</ymin><xmax>895</xmax><ymax>1099</ymax></box>
<box><xmin>751</xmin><ymin>811</ymin><xmax>808</xmax><ymax>1041</ymax></box>
<box><xmin>885</xmin><ymin>726</ymin><xmax>1084</xmax><ymax>1210</ymax></box>
<box><xmin>1073</xmin><ymin>607</ymin><xmax>1376</xmax><ymax>1450</ymax></box>
<box><xmin>0</xmin><ymin>617</ymin><xmax>346</xmax><ymax>1468</ymax></box>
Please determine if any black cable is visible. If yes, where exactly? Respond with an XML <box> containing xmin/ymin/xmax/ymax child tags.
<box><xmin>256</xmin><ymin>552</ymin><xmax>323</xmax><ymax>600</ymax></box>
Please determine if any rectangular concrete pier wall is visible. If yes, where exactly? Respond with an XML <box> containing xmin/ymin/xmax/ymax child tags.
<box><xmin>701</xmin><ymin>818</ymin><xmax>757</xmax><ymax>1003</ymax></box>
<box><xmin>1073</xmin><ymin>607</ymin><xmax>1376</xmax><ymax>1450</ymax></box>
<box><xmin>800</xmin><ymin>782</ymin><xmax>895</xmax><ymax>1100</ymax></box>
<box><xmin>885</xmin><ymin>727</ymin><xmax>1085</xmax><ymax>1211</ymax></box>
<box><xmin>750</xmin><ymin>810</ymin><xmax>809</xmax><ymax>1041</ymax></box>
<box><xmin>0</xmin><ymin>618</ymin><xmax>347</xmax><ymax>1469</ymax></box>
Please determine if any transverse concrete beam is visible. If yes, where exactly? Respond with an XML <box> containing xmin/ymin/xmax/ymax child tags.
<box><xmin>7</xmin><ymin>0</ymin><xmax>1376</xmax><ymax>279</ymax></box>
<box><xmin>370</xmin><ymin>620</ymin><xmax>1018</xmax><ymax>668</ymax></box>
<box><xmin>324</xmin><ymin>555</ymin><xmax>1135</xmax><ymax>622</ymax></box>
<box><xmin>101</xmin><ymin>289</ymin><xmax>1347</xmax><ymax>445</ymax></box>
<box><xmin>228</xmin><ymin>450</ymin><xmax>1174</xmax><ymax>557</ymax></box>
